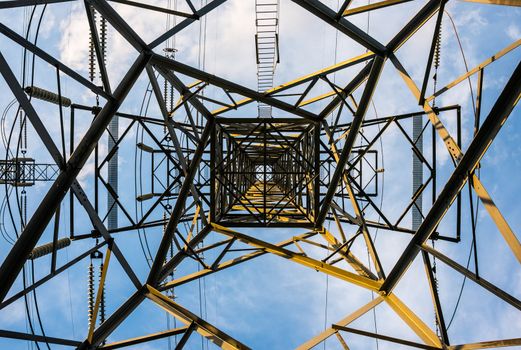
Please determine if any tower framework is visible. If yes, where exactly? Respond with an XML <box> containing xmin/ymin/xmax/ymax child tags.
<box><xmin>0</xmin><ymin>0</ymin><xmax>520</xmax><ymax>349</ymax></box>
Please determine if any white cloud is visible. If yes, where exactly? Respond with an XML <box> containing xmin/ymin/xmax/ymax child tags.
<box><xmin>507</xmin><ymin>24</ymin><xmax>521</xmax><ymax>41</ymax></box>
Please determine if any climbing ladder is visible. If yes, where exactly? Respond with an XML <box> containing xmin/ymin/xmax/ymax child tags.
<box><xmin>255</xmin><ymin>0</ymin><xmax>280</xmax><ymax>117</ymax></box>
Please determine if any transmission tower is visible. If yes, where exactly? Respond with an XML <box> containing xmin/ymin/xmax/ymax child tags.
<box><xmin>0</xmin><ymin>1</ymin><xmax>520</xmax><ymax>349</ymax></box>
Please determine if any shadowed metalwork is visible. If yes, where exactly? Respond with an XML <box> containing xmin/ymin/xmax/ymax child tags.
<box><xmin>0</xmin><ymin>0</ymin><xmax>520</xmax><ymax>349</ymax></box>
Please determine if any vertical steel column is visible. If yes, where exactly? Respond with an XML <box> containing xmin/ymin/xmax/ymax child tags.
<box><xmin>412</xmin><ymin>115</ymin><xmax>423</xmax><ymax>230</ymax></box>
<box><xmin>107</xmin><ymin>116</ymin><xmax>118</xmax><ymax>231</ymax></box>
<box><xmin>211</xmin><ymin>123</ymin><xmax>217</xmax><ymax>222</ymax></box>
<box><xmin>313</xmin><ymin>122</ymin><xmax>321</xmax><ymax>221</ymax></box>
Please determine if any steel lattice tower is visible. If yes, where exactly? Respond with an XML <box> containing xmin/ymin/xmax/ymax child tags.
<box><xmin>0</xmin><ymin>0</ymin><xmax>520</xmax><ymax>349</ymax></box>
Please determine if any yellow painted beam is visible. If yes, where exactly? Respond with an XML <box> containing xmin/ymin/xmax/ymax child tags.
<box><xmin>161</xmin><ymin>232</ymin><xmax>317</xmax><ymax>290</ymax></box>
<box><xmin>186</xmin><ymin>204</ymin><xmax>201</xmax><ymax>242</ymax></box>
<box><xmin>212</xmin><ymin>52</ymin><xmax>373</xmax><ymax>115</ymax></box>
<box><xmin>322</xmin><ymin>124</ymin><xmax>385</xmax><ymax>279</ymax></box>
<box><xmin>88</xmin><ymin>248</ymin><xmax>112</xmax><ymax>344</ymax></box>
<box><xmin>211</xmin><ymin>223</ymin><xmax>382</xmax><ymax>291</ymax></box>
<box><xmin>146</xmin><ymin>285</ymin><xmax>250</xmax><ymax>350</ymax></box>
<box><xmin>426</xmin><ymin>39</ymin><xmax>521</xmax><ymax>103</ymax></box>
<box><xmin>448</xmin><ymin>337</ymin><xmax>521</xmax><ymax>349</ymax></box>
<box><xmin>460</xmin><ymin>0</ymin><xmax>521</xmax><ymax>5</ymax></box>
<box><xmin>319</xmin><ymin>227</ymin><xmax>378</xmax><ymax>279</ymax></box>
<box><xmin>99</xmin><ymin>326</ymin><xmax>189</xmax><ymax>349</ymax></box>
<box><xmin>343</xmin><ymin>0</ymin><xmax>414</xmax><ymax>17</ymax></box>
<box><xmin>297</xmin><ymin>296</ymin><xmax>384</xmax><ymax>349</ymax></box>
<box><xmin>385</xmin><ymin>294</ymin><xmax>442</xmax><ymax>347</ymax></box>
<box><xmin>211</xmin><ymin>225</ymin><xmax>440</xmax><ymax>349</ymax></box>
<box><xmin>392</xmin><ymin>55</ymin><xmax>521</xmax><ymax>265</ymax></box>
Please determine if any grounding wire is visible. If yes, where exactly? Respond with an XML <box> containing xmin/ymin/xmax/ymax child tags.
<box><xmin>444</xmin><ymin>11</ymin><xmax>476</xmax><ymax>117</ymax></box>
<box><xmin>30</xmin><ymin>260</ymin><xmax>51</xmax><ymax>350</ymax></box>
<box><xmin>364</xmin><ymin>2</ymin><xmax>381</xmax><ymax>348</ymax></box>
<box><xmin>4</xmin><ymin>4</ymin><xmax>52</xmax><ymax>349</ymax></box>
<box><xmin>134</xmin><ymin>81</ymin><xmax>155</xmax><ymax>267</ymax></box>
<box><xmin>0</xmin><ymin>4</ymin><xmax>33</xmax><ymax>347</ymax></box>
<box><xmin>0</xmin><ymin>100</ymin><xmax>18</xmax><ymax>244</ymax></box>
<box><xmin>1</xmin><ymin>99</ymin><xmax>17</xmax><ymax>152</ymax></box>
<box><xmin>196</xmin><ymin>3</ymin><xmax>209</xmax><ymax>348</ymax></box>
<box><xmin>441</xmin><ymin>9</ymin><xmax>482</xmax><ymax>331</ymax></box>
<box><xmin>446</xmin><ymin>175</ymin><xmax>481</xmax><ymax>330</ymax></box>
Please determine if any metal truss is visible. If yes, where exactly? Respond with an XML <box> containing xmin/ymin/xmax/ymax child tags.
<box><xmin>0</xmin><ymin>158</ymin><xmax>59</xmax><ymax>186</ymax></box>
<box><xmin>0</xmin><ymin>0</ymin><xmax>520</xmax><ymax>349</ymax></box>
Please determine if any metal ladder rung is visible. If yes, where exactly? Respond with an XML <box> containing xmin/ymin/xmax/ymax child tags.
<box><xmin>255</xmin><ymin>0</ymin><xmax>279</xmax><ymax>116</ymax></box>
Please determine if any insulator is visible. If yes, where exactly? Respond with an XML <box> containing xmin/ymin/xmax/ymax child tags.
<box><xmin>434</xmin><ymin>20</ymin><xmax>442</xmax><ymax>70</ymax></box>
<box><xmin>136</xmin><ymin>193</ymin><xmax>154</xmax><ymax>201</ymax></box>
<box><xmin>21</xmin><ymin>190</ymin><xmax>27</xmax><ymax>229</ymax></box>
<box><xmin>24</xmin><ymin>86</ymin><xmax>71</xmax><ymax>107</ymax></box>
<box><xmin>170</xmin><ymin>84</ymin><xmax>174</xmax><ymax>112</ymax></box>
<box><xmin>89</xmin><ymin>40</ymin><xmax>96</xmax><ymax>82</ymax></box>
<box><xmin>88</xmin><ymin>262</ymin><xmax>95</xmax><ymax>329</ymax></box>
<box><xmin>89</xmin><ymin>8</ymin><xmax>97</xmax><ymax>82</ymax></box>
<box><xmin>99</xmin><ymin>263</ymin><xmax>106</xmax><ymax>325</ymax></box>
<box><xmin>29</xmin><ymin>237</ymin><xmax>71</xmax><ymax>259</ymax></box>
<box><xmin>99</xmin><ymin>15</ymin><xmax>108</xmax><ymax>81</ymax></box>
<box><xmin>136</xmin><ymin>142</ymin><xmax>154</xmax><ymax>153</ymax></box>
<box><xmin>163</xmin><ymin>78</ymin><xmax>169</xmax><ymax>110</ymax></box>
<box><xmin>163</xmin><ymin>211</ymin><xmax>168</xmax><ymax>237</ymax></box>
<box><xmin>100</xmin><ymin>16</ymin><xmax>107</xmax><ymax>58</ymax></box>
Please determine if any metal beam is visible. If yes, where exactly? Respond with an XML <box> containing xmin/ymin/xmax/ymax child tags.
<box><xmin>297</xmin><ymin>297</ymin><xmax>384</xmax><ymax>349</ymax></box>
<box><xmin>213</xmin><ymin>52</ymin><xmax>373</xmax><ymax>116</ymax></box>
<box><xmin>393</xmin><ymin>51</ymin><xmax>521</xmax><ymax>266</ymax></box>
<box><xmin>426</xmin><ymin>39</ymin><xmax>521</xmax><ymax>103</ymax></box>
<box><xmin>0</xmin><ymin>0</ymin><xmax>74</xmax><ymax>9</ymax></box>
<box><xmin>149</xmin><ymin>0</ymin><xmax>227</xmax><ymax>49</ymax></box>
<box><xmin>146</xmin><ymin>65</ymin><xmax>207</xmax><ymax>225</ymax></box>
<box><xmin>151</xmin><ymin>54</ymin><xmax>321</xmax><ymax>122</ymax></box>
<box><xmin>78</xmin><ymin>290</ymin><xmax>146</xmax><ymax>349</ymax></box>
<box><xmin>448</xmin><ymin>338</ymin><xmax>521</xmax><ymax>349</ymax></box>
<box><xmin>99</xmin><ymin>327</ymin><xmax>189</xmax><ymax>349</ymax></box>
<box><xmin>0</xmin><ymin>52</ymin><xmax>142</xmax><ymax>292</ymax></box>
<box><xmin>0</xmin><ymin>241</ymin><xmax>106</xmax><ymax>309</ymax></box>
<box><xmin>342</xmin><ymin>0</ymin><xmax>414</xmax><ymax>17</ymax></box>
<box><xmin>421</xmin><ymin>244</ymin><xmax>521</xmax><ymax>311</ymax></box>
<box><xmin>87</xmin><ymin>0</ymin><xmax>147</xmax><ymax>51</ymax></box>
<box><xmin>460</xmin><ymin>0</ymin><xmax>521</xmax><ymax>5</ymax></box>
<box><xmin>418</xmin><ymin>1</ymin><xmax>445</xmax><ymax>105</ymax></box>
<box><xmin>333</xmin><ymin>325</ymin><xmax>442</xmax><ymax>350</ymax></box>
<box><xmin>0</xmin><ymin>330</ymin><xmax>80</xmax><ymax>347</ymax></box>
<box><xmin>316</xmin><ymin>56</ymin><xmax>385</xmax><ymax>226</ymax></box>
<box><xmin>386</xmin><ymin>0</ymin><xmax>446</xmax><ymax>53</ymax></box>
<box><xmin>0</xmin><ymin>52</ymin><xmax>150</xmax><ymax>303</ymax></box>
<box><xmin>212</xmin><ymin>224</ymin><xmax>382</xmax><ymax>291</ymax></box>
<box><xmin>160</xmin><ymin>232</ymin><xmax>316</xmax><ymax>290</ymax></box>
<box><xmin>380</xmin><ymin>58</ymin><xmax>521</xmax><ymax>294</ymax></box>
<box><xmin>146</xmin><ymin>119</ymin><xmax>215</xmax><ymax>285</ymax></box>
<box><xmin>146</xmin><ymin>285</ymin><xmax>251</xmax><ymax>350</ymax></box>
<box><xmin>291</xmin><ymin>0</ymin><xmax>387</xmax><ymax>55</ymax></box>
<box><xmin>0</xmin><ymin>22</ymin><xmax>111</xmax><ymax>100</ymax></box>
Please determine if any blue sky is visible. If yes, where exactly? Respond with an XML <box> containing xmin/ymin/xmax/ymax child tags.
<box><xmin>0</xmin><ymin>0</ymin><xmax>520</xmax><ymax>349</ymax></box>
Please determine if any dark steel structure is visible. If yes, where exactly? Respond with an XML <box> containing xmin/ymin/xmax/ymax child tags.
<box><xmin>0</xmin><ymin>0</ymin><xmax>520</xmax><ymax>349</ymax></box>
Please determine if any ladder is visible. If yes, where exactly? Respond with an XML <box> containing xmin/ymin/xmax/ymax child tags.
<box><xmin>255</xmin><ymin>0</ymin><xmax>280</xmax><ymax>118</ymax></box>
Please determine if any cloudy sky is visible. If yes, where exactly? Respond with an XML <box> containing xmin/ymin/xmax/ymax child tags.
<box><xmin>0</xmin><ymin>0</ymin><xmax>520</xmax><ymax>349</ymax></box>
